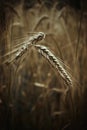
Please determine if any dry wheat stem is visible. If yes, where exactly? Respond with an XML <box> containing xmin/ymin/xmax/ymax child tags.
<box><xmin>3</xmin><ymin>32</ymin><xmax>45</xmax><ymax>64</ymax></box>
<box><xmin>35</xmin><ymin>45</ymin><xmax>73</xmax><ymax>87</ymax></box>
<box><xmin>32</xmin><ymin>15</ymin><xmax>49</xmax><ymax>31</ymax></box>
<box><xmin>34</xmin><ymin>82</ymin><xmax>65</xmax><ymax>93</ymax></box>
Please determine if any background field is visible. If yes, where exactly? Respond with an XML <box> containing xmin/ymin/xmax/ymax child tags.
<box><xmin>0</xmin><ymin>1</ymin><xmax>87</xmax><ymax>130</ymax></box>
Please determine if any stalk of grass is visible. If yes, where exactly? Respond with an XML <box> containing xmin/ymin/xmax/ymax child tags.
<box><xmin>34</xmin><ymin>82</ymin><xmax>65</xmax><ymax>94</ymax></box>
<box><xmin>32</xmin><ymin>15</ymin><xmax>49</xmax><ymax>31</ymax></box>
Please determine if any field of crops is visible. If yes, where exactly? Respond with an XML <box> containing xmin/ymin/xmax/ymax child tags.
<box><xmin>0</xmin><ymin>1</ymin><xmax>87</xmax><ymax>130</ymax></box>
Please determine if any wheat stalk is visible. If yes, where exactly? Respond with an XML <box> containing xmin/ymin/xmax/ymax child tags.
<box><xmin>35</xmin><ymin>44</ymin><xmax>73</xmax><ymax>88</ymax></box>
<box><xmin>32</xmin><ymin>15</ymin><xmax>49</xmax><ymax>31</ymax></box>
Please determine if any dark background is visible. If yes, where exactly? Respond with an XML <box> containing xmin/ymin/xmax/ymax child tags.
<box><xmin>0</xmin><ymin>0</ymin><xmax>87</xmax><ymax>130</ymax></box>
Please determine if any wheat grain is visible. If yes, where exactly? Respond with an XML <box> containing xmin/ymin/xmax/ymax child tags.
<box><xmin>35</xmin><ymin>45</ymin><xmax>73</xmax><ymax>87</ymax></box>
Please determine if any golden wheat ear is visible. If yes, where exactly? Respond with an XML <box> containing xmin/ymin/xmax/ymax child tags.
<box><xmin>35</xmin><ymin>44</ymin><xmax>73</xmax><ymax>88</ymax></box>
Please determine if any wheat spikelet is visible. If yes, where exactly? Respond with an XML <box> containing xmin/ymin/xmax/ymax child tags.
<box><xmin>35</xmin><ymin>45</ymin><xmax>73</xmax><ymax>87</ymax></box>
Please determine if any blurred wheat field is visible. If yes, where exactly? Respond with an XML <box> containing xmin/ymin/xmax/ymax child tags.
<box><xmin>0</xmin><ymin>1</ymin><xmax>87</xmax><ymax>130</ymax></box>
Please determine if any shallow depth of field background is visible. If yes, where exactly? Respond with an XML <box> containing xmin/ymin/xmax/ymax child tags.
<box><xmin>0</xmin><ymin>0</ymin><xmax>87</xmax><ymax>130</ymax></box>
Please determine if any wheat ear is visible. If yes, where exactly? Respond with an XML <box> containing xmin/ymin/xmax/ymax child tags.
<box><xmin>35</xmin><ymin>45</ymin><xmax>73</xmax><ymax>88</ymax></box>
<box><xmin>3</xmin><ymin>32</ymin><xmax>45</xmax><ymax>65</ymax></box>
